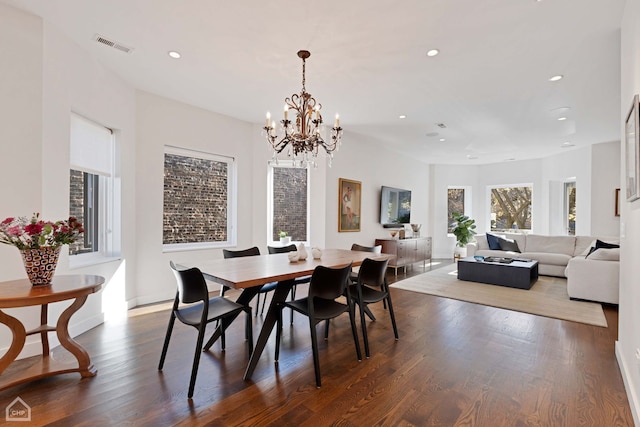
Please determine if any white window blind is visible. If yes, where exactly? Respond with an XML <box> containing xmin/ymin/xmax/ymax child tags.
<box><xmin>70</xmin><ymin>113</ymin><xmax>113</xmax><ymax>176</ymax></box>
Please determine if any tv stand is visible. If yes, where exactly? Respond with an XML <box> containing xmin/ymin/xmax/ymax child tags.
<box><xmin>375</xmin><ymin>237</ymin><xmax>432</xmax><ymax>275</ymax></box>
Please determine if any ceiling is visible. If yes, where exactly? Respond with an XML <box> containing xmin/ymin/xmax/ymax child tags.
<box><xmin>3</xmin><ymin>0</ymin><xmax>625</xmax><ymax>164</ymax></box>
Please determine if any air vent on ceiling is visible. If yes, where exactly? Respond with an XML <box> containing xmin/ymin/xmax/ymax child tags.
<box><xmin>93</xmin><ymin>34</ymin><xmax>134</xmax><ymax>54</ymax></box>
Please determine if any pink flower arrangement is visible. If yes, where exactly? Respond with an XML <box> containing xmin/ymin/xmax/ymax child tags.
<box><xmin>0</xmin><ymin>213</ymin><xmax>84</xmax><ymax>250</ymax></box>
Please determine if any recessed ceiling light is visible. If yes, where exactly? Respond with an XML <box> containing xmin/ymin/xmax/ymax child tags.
<box><xmin>557</xmin><ymin>116</ymin><xmax>567</xmax><ymax>121</ymax></box>
<box><xmin>466</xmin><ymin>155</ymin><xmax>478</xmax><ymax>160</ymax></box>
<box><xmin>561</xmin><ymin>142</ymin><xmax>575</xmax><ymax>148</ymax></box>
<box><xmin>168</xmin><ymin>51</ymin><xmax>181</xmax><ymax>59</ymax></box>
<box><xmin>399</xmin><ymin>115</ymin><xmax>406</xmax><ymax>119</ymax></box>
<box><xmin>549</xmin><ymin>74</ymin><xmax>563</xmax><ymax>82</ymax></box>
<box><xmin>439</xmin><ymin>138</ymin><xmax>446</xmax><ymax>142</ymax></box>
<box><xmin>426</xmin><ymin>49</ymin><xmax>439</xmax><ymax>57</ymax></box>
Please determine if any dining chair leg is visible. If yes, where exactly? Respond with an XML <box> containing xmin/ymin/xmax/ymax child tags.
<box><xmin>289</xmin><ymin>284</ymin><xmax>297</xmax><ymax>325</ymax></box>
<box><xmin>275</xmin><ymin>304</ymin><xmax>283</xmax><ymax>362</ymax></box>
<box><xmin>254</xmin><ymin>293</ymin><xmax>261</xmax><ymax>317</ymax></box>
<box><xmin>310</xmin><ymin>318</ymin><xmax>322</xmax><ymax>387</ymax></box>
<box><xmin>260</xmin><ymin>292</ymin><xmax>268</xmax><ymax>315</ymax></box>
<box><xmin>324</xmin><ymin>319</ymin><xmax>330</xmax><ymax>340</ymax></box>
<box><xmin>244</xmin><ymin>310</ymin><xmax>254</xmax><ymax>354</ymax></box>
<box><xmin>188</xmin><ymin>326</ymin><xmax>207</xmax><ymax>399</ymax></box>
<box><xmin>158</xmin><ymin>313</ymin><xmax>176</xmax><ymax>370</ymax></box>
<box><xmin>359</xmin><ymin>300</ymin><xmax>371</xmax><ymax>358</ymax></box>
<box><xmin>349</xmin><ymin>302</ymin><xmax>363</xmax><ymax>361</ymax></box>
<box><xmin>385</xmin><ymin>295</ymin><xmax>399</xmax><ymax>340</ymax></box>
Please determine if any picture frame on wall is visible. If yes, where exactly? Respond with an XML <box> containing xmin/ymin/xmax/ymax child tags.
<box><xmin>625</xmin><ymin>94</ymin><xmax>639</xmax><ymax>201</ymax></box>
<box><xmin>338</xmin><ymin>178</ymin><xmax>361</xmax><ymax>232</ymax></box>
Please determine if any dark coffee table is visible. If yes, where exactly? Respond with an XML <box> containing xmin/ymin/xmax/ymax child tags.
<box><xmin>457</xmin><ymin>257</ymin><xmax>539</xmax><ymax>290</ymax></box>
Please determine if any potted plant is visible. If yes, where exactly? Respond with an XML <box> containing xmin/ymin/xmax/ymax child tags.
<box><xmin>451</xmin><ymin>212</ymin><xmax>476</xmax><ymax>258</ymax></box>
<box><xmin>279</xmin><ymin>231</ymin><xmax>291</xmax><ymax>245</ymax></box>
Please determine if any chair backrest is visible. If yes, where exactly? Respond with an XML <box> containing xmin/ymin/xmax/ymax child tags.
<box><xmin>351</xmin><ymin>243</ymin><xmax>382</xmax><ymax>254</ymax></box>
<box><xmin>223</xmin><ymin>246</ymin><xmax>260</xmax><ymax>258</ymax></box>
<box><xmin>357</xmin><ymin>258</ymin><xmax>389</xmax><ymax>288</ymax></box>
<box><xmin>169</xmin><ymin>261</ymin><xmax>208</xmax><ymax>304</ymax></box>
<box><xmin>308</xmin><ymin>263</ymin><xmax>352</xmax><ymax>300</ymax></box>
<box><xmin>267</xmin><ymin>244</ymin><xmax>297</xmax><ymax>254</ymax></box>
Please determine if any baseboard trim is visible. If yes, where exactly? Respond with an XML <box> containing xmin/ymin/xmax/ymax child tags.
<box><xmin>616</xmin><ymin>340</ymin><xmax>640</xmax><ymax>426</ymax></box>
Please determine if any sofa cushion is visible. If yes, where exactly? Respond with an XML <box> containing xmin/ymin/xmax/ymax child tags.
<box><xmin>575</xmin><ymin>236</ymin><xmax>597</xmax><ymax>256</ymax></box>
<box><xmin>587</xmin><ymin>248</ymin><xmax>620</xmax><ymax>261</ymax></box>
<box><xmin>498</xmin><ymin>237</ymin><xmax>521</xmax><ymax>252</ymax></box>
<box><xmin>521</xmin><ymin>252</ymin><xmax>572</xmax><ymax>266</ymax></box>
<box><xmin>486</xmin><ymin>233</ymin><xmax>502</xmax><ymax>250</ymax></box>
<box><xmin>524</xmin><ymin>235</ymin><xmax>575</xmax><ymax>256</ymax></box>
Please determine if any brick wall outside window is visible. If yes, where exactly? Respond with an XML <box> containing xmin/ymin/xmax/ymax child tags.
<box><xmin>163</xmin><ymin>153</ymin><xmax>228</xmax><ymax>244</ymax></box>
<box><xmin>272</xmin><ymin>167</ymin><xmax>307</xmax><ymax>241</ymax></box>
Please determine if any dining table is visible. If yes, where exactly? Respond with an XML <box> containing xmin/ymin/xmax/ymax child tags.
<box><xmin>181</xmin><ymin>248</ymin><xmax>391</xmax><ymax>380</ymax></box>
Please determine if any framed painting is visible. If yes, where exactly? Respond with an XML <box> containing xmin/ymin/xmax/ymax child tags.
<box><xmin>615</xmin><ymin>188</ymin><xmax>621</xmax><ymax>217</ymax></box>
<box><xmin>338</xmin><ymin>178</ymin><xmax>361</xmax><ymax>232</ymax></box>
<box><xmin>625</xmin><ymin>94</ymin><xmax>639</xmax><ymax>201</ymax></box>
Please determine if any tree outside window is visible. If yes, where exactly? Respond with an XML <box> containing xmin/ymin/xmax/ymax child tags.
<box><xmin>447</xmin><ymin>188</ymin><xmax>465</xmax><ymax>233</ymax></box>
<box><xmin>490</xmin><ymin>186</ymin><xmax>532</xmax><ymax>232</ymax></box>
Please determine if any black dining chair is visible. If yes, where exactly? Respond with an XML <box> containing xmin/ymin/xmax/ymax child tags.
<box><xmin>274</xmin><ymin>263</ymin><xmax>361</xmax><ymax>387</ymax></box>
<box><xmin>350</xmin><ymin>243</ymin><xmax>383</xmax><ymax>318</ymax></box>
<box><xmin>223</xmin><ymin>247</ymin><xmax>276</xmax><ymax>316</ymax></box>
<box><xmin>267</xmin><ymin>244</ymin><xmax>312</xmax><ymax>323</ymax></box>
<box><xmin>158</xmin><ymin>261</ymin><xmax>253</xmax><ymax>399</ymax></box>
<box><xmin>349</xmin><ymin>257</ymin><xmax>398</xmax><ymax>358</ymax></box>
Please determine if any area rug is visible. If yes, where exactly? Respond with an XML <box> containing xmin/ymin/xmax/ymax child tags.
<box><xmin>390</xmin><ymin>264</ymin><xmax>607</xmax><ymax>327</ymax></box>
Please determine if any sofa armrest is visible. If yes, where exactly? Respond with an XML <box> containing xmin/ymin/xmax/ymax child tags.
<box><xmin>467</xmin><ymin>242</ymin><xmax>478</xmax><ymax>257</ymax></box>
<box><xmin>566</xmin><ymin>257</ymin><xmax>619</xmax><ymax>304</ymax></box>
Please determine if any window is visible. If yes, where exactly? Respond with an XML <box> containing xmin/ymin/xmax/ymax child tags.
<box><xmin>69</xmin><ymin>113</ymin><xmax>116</xmax><ymax>261</ymax></box>
<box><xmin>163</xmin><ymin>146</ymin><xmax>236</xmax><ymax>250</ymax></box>
<box><xmin>564</xmin><ymin>182</ymin><xmax>576</xmax><ymax>235</ymax></box>
<box><xmin>447</xmin><ymin>188</ymin><xmax>466</xmax><ymax>233</ymax></box>
<box><xmin>268</xmin><ymin>162</ymin><xmax>309</xmax><ymax>243</ymax></box>
<box><xmin>490</xmin><ymin>185</ymin><xmax>532</xmax><ymax>232</ymax></box>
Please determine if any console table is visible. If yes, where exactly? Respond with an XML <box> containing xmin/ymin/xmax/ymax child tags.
<box><xmin>375</xmin><ymin>237</ymin><xmax>432</xmax><ymax>275</ymax></box>
<box><xmin>0</xmin><ymin>274</ymin><xmax>104</xmax><ymax>390</ymax></box>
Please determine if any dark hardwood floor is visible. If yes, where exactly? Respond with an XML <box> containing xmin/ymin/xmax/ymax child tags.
<box><xmin>0</xmin><ymin>260</ymin><xmax>633</xmax><ymax>426</ymax></box>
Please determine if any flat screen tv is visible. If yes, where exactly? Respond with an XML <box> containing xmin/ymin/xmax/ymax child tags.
<box><xmin>380</xmin><ymin>186</ymin><xmax>411</xmax><ymax>227</ymax></box>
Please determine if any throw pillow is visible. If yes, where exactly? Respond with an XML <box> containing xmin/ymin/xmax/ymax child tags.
<box><xmin>498</xmin><ymin>237</ymin><xmax>521</xmax><ymax>253</ymax></box>
<box><xmin>586</xmin><ymin>239</ymin><xmax>620</xmax><ymax>258</ymax></box>
<box><xmin>486</xmin><ymin>233</ymin><xmax>502</xmax><ymax>250</ymax></box>
<box><xmin>587</xmin><ymin>248</ymin><xmax>620</xmax><ymax>261</ymax></box>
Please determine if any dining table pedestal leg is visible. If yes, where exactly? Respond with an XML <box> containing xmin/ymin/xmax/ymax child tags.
<box><xmin>243</xmin><ymin>279</ymin><xmax>295</xmax><ymax>381</ymax></box>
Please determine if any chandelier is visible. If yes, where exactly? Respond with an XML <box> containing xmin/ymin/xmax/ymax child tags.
<box><xmin>264</xmin><ymin>50</ymin><xmax>343</xmax><ymax>167</ymax></box>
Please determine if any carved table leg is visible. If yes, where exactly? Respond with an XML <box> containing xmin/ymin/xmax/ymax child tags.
<box><xmin>56</xmin><ymin>295</ymin><xmax>97</xmax><ymax>377</ymax></box>
<box><xmin>0</xmin><ymin>310</ymin><xmax>26</xmax><ymax>375</ymax></box>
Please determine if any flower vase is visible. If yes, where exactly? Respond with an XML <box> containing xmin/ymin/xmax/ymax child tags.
<box><xmin>20</xmin><ymin>246</ymin><xmax>61</xmax><ymax>286</ymax></box>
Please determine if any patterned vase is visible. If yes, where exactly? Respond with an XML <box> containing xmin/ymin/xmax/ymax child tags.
<box><xmin>20</xmin><ymin>246</ymin><xmax>61</xmax><ymax>286</ymax></box>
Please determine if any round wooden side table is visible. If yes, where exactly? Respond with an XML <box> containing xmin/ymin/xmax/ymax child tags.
<box><xmin>0</xmin><ymin>274</ymin><xmax>104</xmax><ymax>391</ymax></box>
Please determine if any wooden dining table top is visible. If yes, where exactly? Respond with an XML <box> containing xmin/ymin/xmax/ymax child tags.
<box><xmin>181</xmin><ymin>248</ymin><xmax>391</xmax><ymax>290</ymax></box>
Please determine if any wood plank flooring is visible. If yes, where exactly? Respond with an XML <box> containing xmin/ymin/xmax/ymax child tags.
<box><xmin>0</xmin><ymin>261</ymin><xmax>633</xmax><ymax>426</ymax></box>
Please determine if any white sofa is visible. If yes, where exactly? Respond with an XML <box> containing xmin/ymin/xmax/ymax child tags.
<box><xmin>467</xmin><ymin>233</ymin><xmax>619</xmax><ymax>304</ymax></box>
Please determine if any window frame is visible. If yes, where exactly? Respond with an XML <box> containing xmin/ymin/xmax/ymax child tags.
<box><xmin>69</xmin><ymin>113</ymin><xmax>118</xmax><ymax>268</ymax></box>
<box><xmin>162</xmin><ymin>145</ymin><xmax>237</xmax><ymax>252</ymax></box>
<box><xmin>267</xmin><ymin>160</ymin><xmax>310</xmax><ymax>246</ymax></box>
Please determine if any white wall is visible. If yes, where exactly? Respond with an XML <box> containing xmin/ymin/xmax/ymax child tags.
<box><xmin>591</xmin><ymin>141</ymin><xmax>622</xmax><ymax>236</ymax></box>
<box><xmin>323</xmin><ymin>135</ymin><xmax>431</xmax><ymax>251</ymax></box>
<box><xmin>0</xmin><ymin>4</ymin><xmax>136</xmax><ymax>358</ymax></box>
<box><xmin>617</xmin><ymin>0</ymin><xmax>640</xmax><ymax>424</ymax></box>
